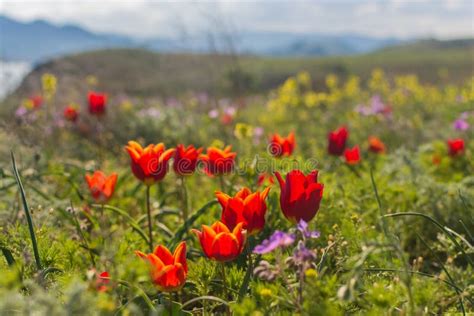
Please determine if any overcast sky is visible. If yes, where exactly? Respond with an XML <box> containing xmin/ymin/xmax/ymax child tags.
<box><xmin>1</xmin><ymin>0</ymin><xmax>473</xmax><ymax>39</ymax></box>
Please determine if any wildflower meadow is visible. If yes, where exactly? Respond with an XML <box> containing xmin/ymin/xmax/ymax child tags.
<box><xmin>0</xmin><ymin>68</ymin><xmax>473</xmax><ymax>315</ymax></box>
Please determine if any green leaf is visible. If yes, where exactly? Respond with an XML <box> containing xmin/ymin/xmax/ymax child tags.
<box><xmin>93</xmin><ymin>204</ymin><xmax>150</xmax><ymax>245</ymax></box>
<box><xmin>1</xmin><ymin>247</ymin><xmax>15</xmax><ymax>266</ymax></box>
<box><xmin>156</xmin><ymin>301</ymin><xmax>193</xmax><ymax>316</ymax></box>
<box><xmin>167</xmin><ymin>200</ymin><xmax>218</xmax><ymax>248</ymax></box>
<box><xmin>384</xmin><ymin>212</ymin><xmax>473</xmax><ymax>266</ymax></box>
<box><xmin>181</xmin><ymin>295</ymin><xmax>230</xmax><ymax>309</ymax></box>
<box><xmin>11</xmin><ymin>151</ymin><xmax>42</xmax><ymax>270</ymax></box>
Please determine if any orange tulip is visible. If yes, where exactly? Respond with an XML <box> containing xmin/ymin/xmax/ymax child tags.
<box><xmin>200</xmin><ymin>146</ymin><xmax>236</xmax><ymax>176</ymax></box>
<box><xmin>268</xmin><ymin>132</ymin><xmax>295</xmax><ymax>157</ymax></box>
<box><xmin>85</xmin><ymin>171</ymin><xmax>118</xmax><ymax>203</ymax></box>
<box><xmin>216</xmin><ymin>187</ymin><xmax>271</xmax><ymax>235</ymax></box>
<box><xmin>125</xmin><ymin>141</ymin><xmax>175</xmax><ymax>185</ymax></box>
<box><xmin>368</xmin><ymin>136</ymin><xmax>385</xmax><ymax>154</ymax></box>
<box><xmin>173</xmin><ymin>144</ymin><xmax>203</xmax><ymax>176</ymax></box>
<box><xmin>135</xmin><ymin>241</ymin><xmax>188</xmax><ymax>292</ymax></box>
<box><xmin>192</xmin><ymin>221</ymin><xmax>246</xmax><ymax>262</ymax></box>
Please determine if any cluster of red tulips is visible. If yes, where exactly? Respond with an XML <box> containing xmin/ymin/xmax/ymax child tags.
<box><xmin>83</xmin><ymin>125</ymin><xmax>465</xmax><ymax>292</ymax></box>
<box><xmin>84</xmin><ymin>135</ymin><xmax>327</xmax><ymax>291</ymax></box>
<box><xmin>62</xmin><ymin>91</ymin><xmax>107</xmax><ymax>123</ymax></box>
<box><xmin>270</xmin><ymin>128</ymin><xmax>386</xmax><ymax>167</ymax></box>
<box><xmin>328</xmin><ymin>126</ymin><xmax>385</xmax><ymax>165</ymax></box>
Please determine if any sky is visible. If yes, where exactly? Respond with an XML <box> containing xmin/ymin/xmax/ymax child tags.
<box><xmin>1</xmin><ymin>0</ymin><xmax>473</xmax><ymax>39</ymax></box>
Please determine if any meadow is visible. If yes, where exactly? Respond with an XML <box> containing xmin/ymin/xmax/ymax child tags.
<box><xmin>0</xmin><ymin>53</ymin><xmax>473</xmax><ymax>315</ymax></box>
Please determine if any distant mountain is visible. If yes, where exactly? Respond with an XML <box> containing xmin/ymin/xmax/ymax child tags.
<box><xmin>0</xmin><ymin>15</ymin><xmax>135</xmax><ymax>62</ymax></box>
<box><xmin>236</xmin><ymin>32</ymin><xmax>401</xmax><ymax>56</ymax></box>
<box><xmin>0</xmin><ymin>14</ymin><xmax>403</xmax><ymax>62</ymax></box>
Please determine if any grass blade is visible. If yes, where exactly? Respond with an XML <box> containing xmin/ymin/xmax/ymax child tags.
<box><xmin>93</xmin><ymin>204</ymin><xmax>150</xmax><ymax>245</ymax></box>
<box><xmin>11</xmin><ymin>151</ymin><xmax>42</xmax><ymax>270</ymax></box>
<box><xmin>384</xmin><ymin>212</ymin><xmax>473</xmax><ymax>266</ymax></box>
<box><xmin>181</xmin><ymin>295</ymin><xmax>229</xmax><ymax>309</ymax></box>
<box><xmin>416</xmin><ymin>233</ymin><xmax>466</xmax><ymax>315</ymax></box>
<box><xmin>370</xmin><ymin>168</ymin><xmax>389</xmax><ymax>239</ymax></box>
<box><xmin>167</xmin><ymin>200</ymin><xmax>218</xmax><ymax>248</ymax></box>
<box><xmin>1</xmin><ymin>247</ymin><xmax>15</xmax><ymax>266</ymax></box>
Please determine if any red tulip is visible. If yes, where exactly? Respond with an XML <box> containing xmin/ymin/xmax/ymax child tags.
<box><xmin>64</xmin><ymin>105</ymin><xmax>79</xmax><ymax>122</ymax></box>
<box><xmin>368</xmin><ymin>136</ymin><xmax>385</xmax><ymax>154</ymax></box>
<box><xmin>221</xmin><ymin>113</ymin><xmax>234</xmax><ymax>125</ymax></box>
<box><xmin>447</xmin><ymin>139</ymin><xmax>465</xmax><ymax>157</ymax></box>
<box><xmin>216</xmin><ymin>187</ymin><xmax>271</xmax><ymax>235</ymax></box>
<box><xmin>96</xmin><ymin>271</ymin><xmax>110</xmax><ymax>292</ymax></box>
<box><xmin>173</xmin><ymin>144</ymin><xmax>203</xmax><ymax>176</ymax></box>
<box><xmin>432</xmin><ymin>154</ymin><xmax>442</xmax><ymax>165</ymax></box>
<box><xmin>268</xmin><ymin>132</ymin><xmax>295</xmax><ymax>157</ymax></box>
<box><xmin>30</xmin><ymin>95</ymin><xmax>43</xmax><ymax>109</ymax></box>
<box><xmin>135</xmin><ymin>242</ymin><xmax>187</xmax><ymax>292</ymax></box>
<box><xmin>85</xmin><ymin>171</ymin><xmax>118</xmax><ymax>203</ymax></box>
<box><xmin>275</xmin><ymin>170</ymin><xmax>324</xmax><ymax>223</ymax></box>
<box><xmin>200</xmin><ymin>146</ymin><xmax>236</xmax><ymax>176</ymax></box>
<box><xmin>88</xmin><ymin>92</ymin><xmax>107</xmax><ymax>115</ymax></box>
<box><xmin>192</xmin><ymin>221</ymin><xmax>246</xmax><ymax>262</ymax></box>
<box><xmin>257</xmin><ymin>173</ymin><xmax>275</xmax><ymax>187</ymax></box>
<box><xmin>125</xmin><ymin>141</ymin><xmax>175</xmax><ymax>185</ymax></box>
<box><xmin>328</xmin><ymin>126</ymin><xmax>349</xmax><ymax>156</ymax></box>
<box><xmin>344</xmin><ymin>145</ymin><xmax>361</xmax><ymax>165</ymax></box>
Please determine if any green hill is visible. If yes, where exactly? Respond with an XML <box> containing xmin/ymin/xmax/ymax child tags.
<box><xmin>4</xmin><ymin>39</ymin><xmax>474</xmax><ymax>109</ymax></box>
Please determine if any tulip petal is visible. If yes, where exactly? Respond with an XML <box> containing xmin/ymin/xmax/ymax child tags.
<box><xmin>274</xmin><ymin>171</ymin><xmax>285</xmax><ymax>188</ymax></box>
<box><xmin>211</xmin><ymin>221</ymin><xmax>230</xmax><ymax>234</ymax></box>
<box><xmin>154</xmin><ymin>245</ymin><xmax>174</xmax><ymax>265</ymax></box>
<box><xmin>135</xmin><ymin>250</ymin><xmax>147</xmax><ymax>259</ymax></box>
<box><xmin>173</xmin><ymin>241</ymin><xmax>188</xmax><ymax>273</ymax></box>
<box><xmin>147</xmin><ymin>253</ymin><xmax>165</xmax><ymax>270</ymax></box>
<box><xmin>215</xmin><ymin>191</ymin><xmax>230</xmax><ymax>209</ymax></box>
<box><xmin>261</xmin><ymin>187</ymin><xmax>271</xmax><ymax>200</ymax></box>
<box><xmin>211</xmin><ymin>232</ymin><xmax>240</xmax><ymax>261</ymax></box>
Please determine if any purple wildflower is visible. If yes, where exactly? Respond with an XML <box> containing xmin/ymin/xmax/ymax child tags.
<box><xmin>253</xmin><ymin>230</ymin><xmax>296</xmax><ymax>254</ymax></box>
<box><xmin>224</xmin><ymin>106</ymin><xmax>236</xmax><ymax>116</ymax></box>
<box><xmin>297</xmin><ymin>220</ymin><xmax>320</xmax><ymax>239</ymax></box>
<box><xmin>15</xmin><ymin>106</ymin><xmax>28</xmax><ymax>117</ymax></box>
<box><xmin>292</xmin><ymin>241</ymin><xmax>317</xmax><ymax>264</ymax></box>
<box><xmin>453</xmin><ymin>118</ymin><xmax>469</xmax><ymax>131</ymax></box>
<box><xmin>370</xmin><ymin>95</ymin><xmax>385</xmax><ymax>114</ymax></box>
<box><xmin>253</xmin><ymin>126</ymin><xmax>264</xmax><ymax>138</ymax></box>
<box><xmin>354</xmin><ymin>104</ymin><xmax>372</xmax><ymax>116</ymax></box>
<box><xmin>208</xmin><ymin>109</ymin><xmax>219</xmax><ymax>119</ymax></box>
<box><xmin>166</xmin><ymin>97</ymin><xmax>181</xmax><ymax>108</ymax></box>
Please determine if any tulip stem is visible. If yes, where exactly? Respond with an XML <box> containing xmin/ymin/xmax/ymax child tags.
<box><xmin>181</xmin><ymin>176</ymin><xmax>189</xmax><ymax>222</ymax></box>
<box><xmin>146</xmin><ymin>185</ymin><xmax>153</xmax><ymax>253</ymax></box>
<box><xmin>219</xmin><ymin>175</ymin><xmax>226</xmax><ymax>192</ymax></box>
<box><xmin>219</xmin><ymin>263</ymin><xmax>231</xmax><ymax>315</ymax></box>
<box><xmin>97</xmin><ymin>118</ymin><xmax>104</xmax><ymax>168</ymax></box>
<box><xmin>100</xmin><ymin>203</ymin><xmax>106</xmax><ymax>247</ymax></box>
<box><xmin>168</xmin><ymin>293</ymin><xmax>173</xmax><ymax>315</ymax></box>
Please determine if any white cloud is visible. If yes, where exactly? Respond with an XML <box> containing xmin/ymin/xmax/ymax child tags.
<box><xmin>0</xmin><ymin>0</ymin><xmax>472</xmax><ymax>39</ymax></box>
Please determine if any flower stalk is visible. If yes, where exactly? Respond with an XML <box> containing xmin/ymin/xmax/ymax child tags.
<box><xmin>145</xmin><ymin>185</ymin><xmax>153</xmax><ymax>253</ymax></box>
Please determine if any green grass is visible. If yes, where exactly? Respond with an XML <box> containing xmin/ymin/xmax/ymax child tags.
<box><xmin>4</xmin><ymin>38</ymin><xmax>473</xmax><ymax>106</ymax></box>
<box><xmin>0</xmin><ymin>42</ymin><xmax>473</xmax><ymax>314</ymax></box>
